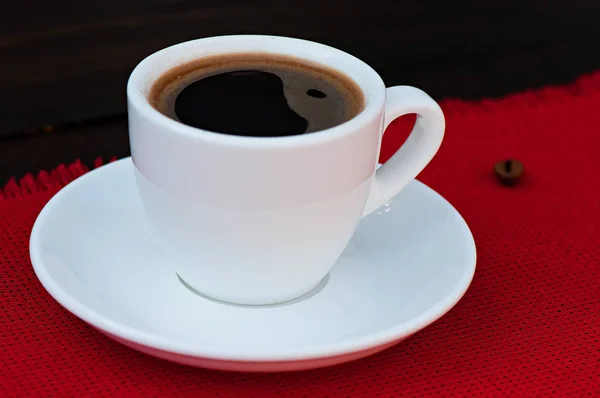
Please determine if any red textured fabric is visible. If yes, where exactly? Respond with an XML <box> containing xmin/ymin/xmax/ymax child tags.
<box><xmin>1</xmin><ymin>75</ymin><xmax>599</xmax><ymax>397</ymax></box>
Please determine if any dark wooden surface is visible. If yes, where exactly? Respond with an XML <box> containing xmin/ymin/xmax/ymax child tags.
<box><xmin>2</xmin><ymin>0</ymin><xmax>600</xmax><ymax>134</ymax></box>
<box><xmin>0</xmin><ymin>117</ymin><xmax>130</xmax><ymax>184</ymax></box>
<box><xmin>2</xmin><ymin>1</ymin><xmax>600</xmax><ymax>183</ymax></box>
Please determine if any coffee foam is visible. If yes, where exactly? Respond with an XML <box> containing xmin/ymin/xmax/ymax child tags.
<box><xmin>149</xmin><ymin>52</ymin><xmax>365</xmax><ymax>133</ymax></box>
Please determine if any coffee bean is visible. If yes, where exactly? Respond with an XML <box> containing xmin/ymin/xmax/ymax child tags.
<box><xmin>494</xmin><ymin>159</ymin><xmax>524</xmax><ymax>186</ymax></box>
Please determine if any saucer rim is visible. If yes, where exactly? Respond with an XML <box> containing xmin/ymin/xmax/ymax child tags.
<box><xmin>30</xmin><ymin>157</ymin><xmax>476</xmax><ymax>363</ymax></box>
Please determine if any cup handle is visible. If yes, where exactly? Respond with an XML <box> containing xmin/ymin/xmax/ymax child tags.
<box><xmin>362</xmin><ymin>86</ymin><xmax>445</xmax><ymax>217</ymax></box>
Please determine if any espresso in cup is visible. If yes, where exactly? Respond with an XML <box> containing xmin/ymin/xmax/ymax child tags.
<box><xmin>149</xmin><ymin>53</ymin><xmax>365</xmax><ymax>137</ymax></box>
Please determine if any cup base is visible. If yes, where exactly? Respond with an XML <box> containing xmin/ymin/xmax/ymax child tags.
<box><xmin>176</xmin><ymin>273</ymin><xmax>330</xmax><ymax>308</ymax></box>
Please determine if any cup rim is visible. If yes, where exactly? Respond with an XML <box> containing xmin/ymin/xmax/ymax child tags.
<box><xmin>127</xmin><ymin>35</ymin><xmax>386</xmax><ymax>148</ymax></box>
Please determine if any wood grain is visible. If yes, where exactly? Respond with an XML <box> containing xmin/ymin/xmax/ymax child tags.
<box><xmin>2</xmin><ymin>0</ymin><xmax>600</xmax><ymax>134</ymax></box>
<box><xmin>0</xmin><ymin>117</ymin><xmax>129</xmax><ymax>184</ymax></box>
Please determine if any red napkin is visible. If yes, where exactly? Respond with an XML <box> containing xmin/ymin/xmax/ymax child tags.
<box><xmin>1</xmin><ymin>73</ymin><xmax>598</xmax><ymax>396</ymax></box>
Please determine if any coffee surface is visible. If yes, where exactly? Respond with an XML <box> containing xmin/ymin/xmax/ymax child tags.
<box><xmin>149</xmin><ymin>53</ymin><xmax>364</xmax><ymax>137</ymax></box>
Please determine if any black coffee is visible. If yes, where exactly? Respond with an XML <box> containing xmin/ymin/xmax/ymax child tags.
<box><xmin>149</xmin><ymin>53</ymin><xmax>364</xmax><ymax>137</ymax></box>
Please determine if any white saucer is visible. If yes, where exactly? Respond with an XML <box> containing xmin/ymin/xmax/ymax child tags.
<box><xmin>30</xmin><ymin>158</ymin><xmax>476</xmax><ymax>372</ymax></box>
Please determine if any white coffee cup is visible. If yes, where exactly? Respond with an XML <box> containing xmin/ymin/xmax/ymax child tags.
<box><xmin>127</xmin><ymin>35</ymin><xmax>445</xmax><ymax>306</ymax></box>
